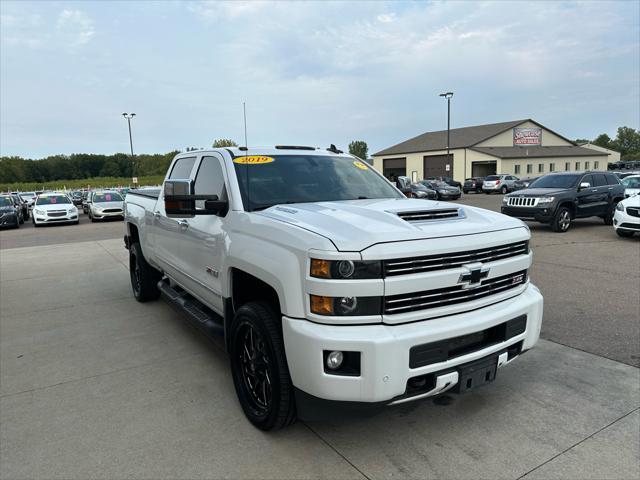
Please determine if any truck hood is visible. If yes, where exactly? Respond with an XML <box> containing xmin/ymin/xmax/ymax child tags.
<box><xmin>257</xmin><ymin>198</ymin><xmax>525</xmax><ymax>251</ymax></box>
<box><xmin>511</xmin><ymin>188</ymin><xmax>567</xmax><ymax>196</ymax></box>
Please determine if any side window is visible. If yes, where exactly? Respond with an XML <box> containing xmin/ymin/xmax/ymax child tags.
<box><xmin>581</xmin><ymin>174</ymin><xmax>593</xmax><ymax>187</ymax></box>
<box><xmin>606</xmin><ymin>174</ymin><xmax>620</xmax><ymax>185</ymax></box>
<box><xmin>168</xmin><ymin>157</ymin><xmax>196</xmax><ymax>179</ymax></box>
<box><xmin>193</xmin><ymin>156</ymin><xmax>227</xmax><ymax>209</ymax></box>
<box><xmin>593</xmin><ymin>174</ymin><xmax>607</xmax><ymax>187</ymax></box>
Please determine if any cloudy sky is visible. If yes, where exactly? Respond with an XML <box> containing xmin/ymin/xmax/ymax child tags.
<box><xmin>1</xmin><ymin>0</ymin><xmax>638</xmax><ymax>158</ymax></box>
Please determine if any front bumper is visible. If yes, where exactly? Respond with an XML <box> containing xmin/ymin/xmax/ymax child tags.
<box><xmin>613</xmin><ymin>209</ymin><xmax>640</xmax><ymax>232</ymax></box>
<box><xmin>501</xmin><ymin>205</ymin><xmax>555</xmax><ymax>223</ymax></box>
<box><xmin>0</xmin><ymin>214</ymin><xmax>19</xmax><ymax>227</ymax></box>
<box><xmin>283</xmin><ymin>283</ymin><xmax>543</xmax><ymax>404</ymax></box>
<box><xmin>33</xmin><ymin>213</ymin><xmax>78</xmax><ymax>224</ymax></box>
<box><xmin>91</xmin><ymin>209</ymin><xmax>124</xmax><ymax>219</ymax></box>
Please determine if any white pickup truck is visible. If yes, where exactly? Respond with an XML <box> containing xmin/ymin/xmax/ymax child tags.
<box><xmin>124</xmin><ymin>145</ymin><xmax>543</xmax><ymax>430</ymax></box>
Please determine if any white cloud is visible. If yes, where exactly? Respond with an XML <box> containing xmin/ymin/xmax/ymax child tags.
<box><xmin>56</xmin><ymin>9</ymin><xmax>95</xmax><ymax>46</ymax></box>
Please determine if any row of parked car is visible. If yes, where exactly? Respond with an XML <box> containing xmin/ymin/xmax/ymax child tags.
<box><xmin>0</xmin><ymin>189</ymin><xmax>126</xmax><ymax>229</ymax></box>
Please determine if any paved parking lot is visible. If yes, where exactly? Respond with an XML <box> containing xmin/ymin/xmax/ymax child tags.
<box><xmin>1</xmin><ymin>198</ymin><xmax>638</xmax><ymax>479</ymax></box>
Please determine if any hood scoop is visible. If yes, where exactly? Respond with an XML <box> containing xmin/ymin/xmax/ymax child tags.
<box><xmin>396</xmin><ymin>208</ymin><xmax>462</xmax><ymax>222</ymax></box>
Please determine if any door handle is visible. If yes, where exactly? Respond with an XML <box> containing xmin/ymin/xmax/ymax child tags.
<box><xmin>178</xmin><ymin>219</ymin><xmax>189</xmax><ymax>230</ymax></box>
<box><xmin>153</xmin><ymin>211</ymin><xmax>161</xmax><ymax>218</ymax></box>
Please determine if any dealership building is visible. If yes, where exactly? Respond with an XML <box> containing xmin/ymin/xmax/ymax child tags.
<box><xmin>372</xmin><ymin>119</ymin><xmax>614</xmax><ymax>182</ymax></box>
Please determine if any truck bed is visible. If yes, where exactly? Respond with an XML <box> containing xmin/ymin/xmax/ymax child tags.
<box><xmin>128</xmin><ymin>188</ymin><xmax>161</xmax><ymax>199</ymax></box>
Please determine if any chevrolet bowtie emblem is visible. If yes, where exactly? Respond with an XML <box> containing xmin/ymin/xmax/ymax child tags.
<box><xmin>458</xmin><ymin>264</ymin><xmax>490</xmax><ymax>288</ymax></box>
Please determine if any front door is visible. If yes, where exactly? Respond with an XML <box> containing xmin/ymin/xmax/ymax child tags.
<box><xmin>179</xmin><ymin>153</ymin><xmax>229</xmax><ymax>314</ymax></box>
<box><xmin>575</xmin><ymin>174</ymin><xmax>601</xmax><ymax>217</ymax></box>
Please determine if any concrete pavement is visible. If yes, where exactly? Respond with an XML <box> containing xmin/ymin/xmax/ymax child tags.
<box><xmin>1</xmin><ymin>238</ymin><xmax>638</xmax><ymax>479</ymax></box>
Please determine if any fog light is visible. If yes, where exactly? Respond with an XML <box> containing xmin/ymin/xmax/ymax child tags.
<box><xmin>326</xmin><ymin>351</ymin><xmax>344</xmax><ymax>370</ymax></box>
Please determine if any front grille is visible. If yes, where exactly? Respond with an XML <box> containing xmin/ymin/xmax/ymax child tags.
<box><xmin>397</xmin><ymin>208</ymin><xmax>460</xmax><ymax>222</ymax></box>
<box><xmin>384</xmin><ymin>270</ymin><xmax>528</xmax><ymax>315</ymax></box>
<box><xmin>627</xmin><ymin>207</ymin><xmax>640</xmax><ymax>218</ymax></box>
<box><xmin>507</xmin><ymin>197</ymin><xmax>539</xmax><ymax>207</ymax></box>
<box><xmin>102</xmin><ymin>208</ymin><xmax>122</xmax><ymax>213</ymax></box>
<box><xmin>48</xmin><ymin>211</ymin><xmax>66</xmax><ymax>217</ymax></box>
<box><xmin>384</xmin><ymin>241</ymin><xmax>528</xmax><ymax>276</ymax></box>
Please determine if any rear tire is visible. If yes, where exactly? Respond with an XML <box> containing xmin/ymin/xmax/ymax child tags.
<box><xmin>616</xmin><ymin>229</ymin><xmax>634</xmax><ymax>238</ymax></box>
<box><xmin>229</xmin><ymin>302</ymin><xmax>296</xmax><ymax>431</ymax></box>
<box><xmin>129</xmin><ymin>242</ymin><xmax>162</xmax><ymax>302</ymax></box>
<box><xmin>551</xmin><ymin>206</ymin><xmax>572</xmax><ymax>232</ymax></box>
<box><xmin>603</xmin><ymin>201</ymin><xmax>618</xmax><ymax>226</ymax></box>
<box><xmin>500</xmin><ymin>186</ymin><xmax>508</xmax><ymax>194</ymax></box>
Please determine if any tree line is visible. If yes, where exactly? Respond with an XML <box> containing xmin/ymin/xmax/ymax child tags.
<box><xmin>576</xmin><ymin>126</ymin><xmax>640</xmax><ymax>161</ymax></box>
<box><xmin>0</xmin><ymin>138</ymin><xmax>372</xmax><ymax>185</ymax></box>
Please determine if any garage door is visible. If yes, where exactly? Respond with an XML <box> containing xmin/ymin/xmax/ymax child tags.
<box><xmin>383</xmin><ymin>158</ymin><xmax>406</xmax><ymax>180</ymax></box>
<box><xmin>471</xmin><ymin>161</ymin><xmax>497</xmax><ymax>177</ymax></box>
<box><xmin>423</xmin><ymin>154</ymin><xmax>453</xmax><ymax>179</ymax></box>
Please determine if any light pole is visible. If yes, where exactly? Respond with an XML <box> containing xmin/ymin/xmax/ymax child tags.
<box><xmin>122</xmin><ymin>113</ymin><xmax>136</xmax><ymax>179</ymax></box>
<box><xmin>439</xmin><ymin>92</ymin><xmax>453</xmax><ymax>158</ymax></box>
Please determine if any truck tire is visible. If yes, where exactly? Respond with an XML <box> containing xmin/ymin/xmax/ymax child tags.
<box><xmin>603</xmin><ymin>201</ymin><xmax>618</xmax><ymax>225</ymax></box>
<box><xmin>229</xmin><ymin>302</ymin><xmax>296</xmax><ymax>431</ymax></box>
<box><xmin>551</xmin><ymin>206</ymin><xmax>572</xmax><ymax>232</ymax></box>
<box><xmin>129</xmin><ymin>242</ymin><xmax>161</xmax><ymax>302</ymax></box>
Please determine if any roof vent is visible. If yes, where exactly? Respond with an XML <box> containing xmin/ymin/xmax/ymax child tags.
<box><xmin>396</xmin><ymin>208</ymin><xmax>462</xmax><ymax>222</ymax></box>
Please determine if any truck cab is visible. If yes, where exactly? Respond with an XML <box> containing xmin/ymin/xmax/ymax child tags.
<box><xmin>124</xmin><ymin>146</ymin><xmax>543</xmax><ymax>430</ymax></box>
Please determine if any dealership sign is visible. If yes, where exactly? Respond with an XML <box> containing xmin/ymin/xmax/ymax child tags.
<box><xmin>513</xmin><ymin>127</ymin><xmax>542</xmax><ymax>145</ymax></box>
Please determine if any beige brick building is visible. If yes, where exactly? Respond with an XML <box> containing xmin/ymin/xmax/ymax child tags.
<box><xmin>372</xmin><ymin>119</ymin><xmax>614</xmax><ymax>182</ymax></box>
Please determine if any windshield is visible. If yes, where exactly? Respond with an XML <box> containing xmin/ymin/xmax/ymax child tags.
<box><xmin>411</xmin><ymin>183</ymin><xmax>428</xmax><ymax>191</ymax></box>
<box><xmin>233</xmin><ymin>155</ymin><xmax>402</xmax><ymax>211</ymax></box>
<box><xmin>622</xmin><ymin>177</ymin><xmax>640</xmax><ymax>188</ymax></box>
<box><xmin>93</xmin><ymin>192</ymin><xmax>123</xmax><ymax>202</ymax></box>
<box><xmin>20</xmin><ymin>192</ymin><xmax>35</xmax><ymax>198</ymax></box>
<box><xmin>0</xmin><ymin>196</ymin><xmax>13</xmax><ymax>207</ymax></box>
<box><xmin>529</xmin><ymin>175</ymin><xmax>580</xmax><ymax>189</ymax></box>
<box><xmin>36</xmin><ymin>195</ymin><xmax>71</xmax><ymax>205</ymax></box>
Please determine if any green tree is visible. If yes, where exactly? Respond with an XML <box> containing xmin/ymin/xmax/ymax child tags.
<box><xmin>212</xmin><ymin>139</ymin><xmax>238</xmax><ymax>148</ymax></box>
<box><xmin>592</xmin><ymin>133</ymin><xmax>613</xmax><ymax>149</ymax></box>
<box><xmin>613</xmin><ymin>126</ymin><xmax>640</xmax><ymax>159</ymax></box>
<box><xmin>348</xmin><ymin>140</ymin><xmax>368</xmax><ymax>161</ymax></box>
<box><xmin>574</xmin><ymin>138</ymin><xmax>590</xmax><ymax>145</ymax></box>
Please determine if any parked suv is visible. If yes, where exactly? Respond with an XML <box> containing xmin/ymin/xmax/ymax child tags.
<box><xmin>501</xmin><ymin>171</ymin><xmax>625</xmax><ymax>232</ymax></box>
<box><xmin>463</xmin><ymin>177</ymin><xmax>485</xmax><ymax>193</ymax></box>
<box><xmin>483</xmin><ymin>175</ymin><xmax>518</xmax><ymax>194</ymax></box>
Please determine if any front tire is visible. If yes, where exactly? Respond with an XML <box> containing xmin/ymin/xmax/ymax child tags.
<box><xmin>230</xmin><ymin>302</ymin><xmax>296</xmax><ymax>431</ymax></box>
<box><xmin>129</xmin><ymin>242</ymin><xmax>162</xmax><ymax>302</ymax></box>
<box><xmin>551</xmin><ymin>206</ymin><xmax>572</xmax><ymax>232</ymax></box>
<box><xmin>616</xmin><ymin>229</ymin><xmax>634</xmax><ymax>238</ymax></box>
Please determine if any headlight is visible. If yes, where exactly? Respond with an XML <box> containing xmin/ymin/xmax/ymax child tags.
<box><xmin>616</xmin><ymin>202</ymin><xmax>624</xmax><ymax>211</ymax></box>
<box><xmin>35</xmin><ymin>209</ymin><xmax>45</xmax><ymax>215</ymax></box>
<box><xmin>538</xmin><ymin>197</ymin><xmax>554</xmax><ymax>204</ymax></box>
<box><xmin>310</xmin><ymin>259</ymin><xmax>382</xmax><ymax>279</ymax></box>
<box><xmin>310</xmin><ymin>295</ymin><xmax>382</xmax><ymax>316</ymax></box>
<box><xmin>502</xmin><ymin>197</ymin><xmax>509</xmax><ymax>204</ymax></box>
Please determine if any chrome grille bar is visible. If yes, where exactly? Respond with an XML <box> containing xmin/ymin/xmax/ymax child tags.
<box><xmin>384</xmin><ymin>270</ymin><xmax>528</xmax><ymax>314</ymax></box>
<box><xmin>384</xmin><ymin>241</ymin><xmax>528</xmax><ymax>276</ymax></box>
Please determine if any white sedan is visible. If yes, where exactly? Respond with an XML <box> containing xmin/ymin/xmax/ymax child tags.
<box><xmin>32</xmin><ymin>193</ymin><xmax>79</xmax><ymax>227</ymax></box>
<box><xmin>621</xmin><ymin>175</ymin><xmax>640</xmax><ymax>198</ymax></box>
<box><xmin>613</xmin><ymin>195</ymin><xmax>640</xmax><ymax>238</ymax></box>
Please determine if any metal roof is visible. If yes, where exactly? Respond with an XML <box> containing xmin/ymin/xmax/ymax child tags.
<box><xmin>471</xmin><ymin>146</ymin><xmax>606</xmax><ymax>159</ymax></box>
<box><xmin>372</xmin><ymin>119</ymin><xmax>579</xmax><ymax>157</ymax></box>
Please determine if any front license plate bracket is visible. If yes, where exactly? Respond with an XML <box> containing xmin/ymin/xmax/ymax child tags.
<box><xmin>453</xmin><ymin>355</ymin><xmax>498</xmax><ymax>394</ymax></box>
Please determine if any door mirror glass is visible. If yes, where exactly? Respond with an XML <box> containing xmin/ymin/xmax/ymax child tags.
<box><xmin>579</xmin><ymin>182</ymin><xmax>591</xmax><ymax>189</ymax></box>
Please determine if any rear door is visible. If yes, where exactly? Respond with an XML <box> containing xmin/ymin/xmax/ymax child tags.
<box><xmin>591</xmin><ymin>173</ymin><xmax>610</xmax><ymax>215</ymax></box>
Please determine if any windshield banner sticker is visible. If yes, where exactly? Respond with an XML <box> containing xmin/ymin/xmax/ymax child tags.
<box><xmin>353</xmin><ymin>160</ymin><xmax>369</xmax><ymax>170</ymax></box>
<box><xmin>233</xmin><ymin>156</ymin><xmax>275</xmax><ymax>165</ymax></box>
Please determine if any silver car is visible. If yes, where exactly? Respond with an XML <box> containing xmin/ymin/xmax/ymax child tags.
<box><xmin>482</xmin><ymin>174</ymin><xmax>519</xmax><ymax>194</ymax></box>
<box><xmin>88</xmin><ymin>191</ymin><xmax>125</xmax><ymax>221</ymax></box>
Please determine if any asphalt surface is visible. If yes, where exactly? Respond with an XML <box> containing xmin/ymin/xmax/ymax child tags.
<box><xmin>1</xmin><ymin>198</ymin><xmax>639</xmax><ymax>479</ymax></box>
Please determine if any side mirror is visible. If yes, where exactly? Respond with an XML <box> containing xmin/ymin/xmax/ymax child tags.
<box><xmin>579</xmin><ymin>182</ymin><xmax>591</xmax><ymax>190</ymax></box>
<box><xmin>164</xmin><ymin>179</ymin><xmax>228</xmax><ymax>217</ymax></box>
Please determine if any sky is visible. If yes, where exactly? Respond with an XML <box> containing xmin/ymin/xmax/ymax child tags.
<box><xmin>1</xmin><ymin>0</ymin><xmax>639</xmax><ymax>159</ymax></box>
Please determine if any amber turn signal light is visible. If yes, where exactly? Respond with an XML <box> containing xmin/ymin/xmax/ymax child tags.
<box><xmin>310</xmin><ymin>295</ymin><xmax>334</xmax><ymax>315</ymax></box>
<box><xmin>310</xmin><ymin>259</ymin><xmax>331</xmax><ymax>278</ymax></box>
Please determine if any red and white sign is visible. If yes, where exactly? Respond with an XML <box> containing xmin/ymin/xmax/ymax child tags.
<box><xmin>513</xmin><ymin>127</ymin><xmax>542</xmax><ymax>145</ymax></box>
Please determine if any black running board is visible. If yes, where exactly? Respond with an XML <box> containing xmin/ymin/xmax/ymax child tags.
<box><xmin>158</xmin><ymin>279</ymin><xmax>225</xmax><ymax>344</ymax></box>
